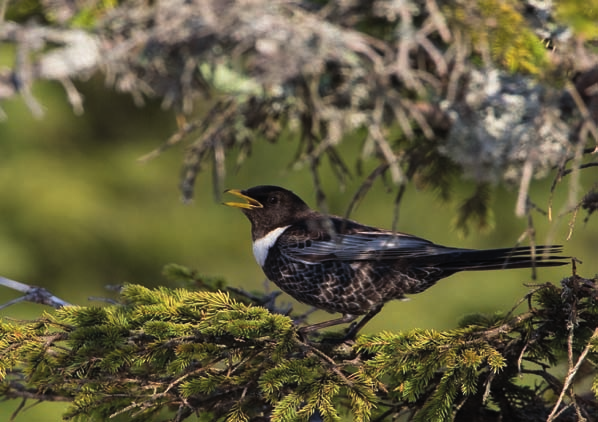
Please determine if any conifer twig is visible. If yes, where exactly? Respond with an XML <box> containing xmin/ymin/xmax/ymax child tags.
<box><xmin>301</xmin><ymin>341</ymin><xmax>354</xmax><ymax>388</ymax></box>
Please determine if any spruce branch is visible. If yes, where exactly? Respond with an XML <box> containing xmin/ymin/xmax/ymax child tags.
<box><xmin>1</xmin><ymin>268</ymin><xmax>596</xmax><ymax>421</ymax></box>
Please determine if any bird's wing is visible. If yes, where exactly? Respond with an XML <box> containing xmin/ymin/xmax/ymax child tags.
<box><xmin>278</xmin><ymin>230</ymin><xmax>454</xmax><ymax>263</ymax></box>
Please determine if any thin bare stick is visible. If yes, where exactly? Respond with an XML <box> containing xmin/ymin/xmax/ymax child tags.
<box><xmin>546</xmin><ymin>327</ymin><xmax>598</xmax><ymax>422</ymax></box>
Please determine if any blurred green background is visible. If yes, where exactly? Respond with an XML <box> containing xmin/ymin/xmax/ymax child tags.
<box><xmin>0</xmin><ymin>78</ymin><xmax>596</xmax><ymax>420</ymax></box>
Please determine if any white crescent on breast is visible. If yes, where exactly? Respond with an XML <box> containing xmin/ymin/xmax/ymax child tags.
<box><xmin>252</xmin><ymin>225</ymin><xmax>290</xmax><ymax>267</ymax></box>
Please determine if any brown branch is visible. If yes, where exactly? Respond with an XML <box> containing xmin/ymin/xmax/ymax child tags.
<box><xmin>546</xmin><ymin>326</ymin><xmax>598</xmax><ymax>420</ymax></box>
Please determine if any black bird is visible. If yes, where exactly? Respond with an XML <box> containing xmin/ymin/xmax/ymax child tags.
<box><xmin>224</xmin><ymin>185</ymin><xmax>567</xmax><ymax>337</ymax></box>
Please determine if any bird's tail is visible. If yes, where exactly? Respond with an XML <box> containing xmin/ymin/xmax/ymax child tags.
<box><xmin>430</xmin><ymin>245</ymin><xmax>568</xmax><ymax>272</ymax></box>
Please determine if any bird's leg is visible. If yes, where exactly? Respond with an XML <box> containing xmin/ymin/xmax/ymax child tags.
<box><xmin>297</xmin><ymin>304</ymin><xmax>384</xmax><ymax>341</ymax></box>
<box><xmin>298</xmin><ymin>314</ymin><xmax>359</xmax><ymax>335</ymax></box>
<box><xmin>342</xmin><ymin>304</ymin><xmax>384</xmax><ymax>341</ymax></box>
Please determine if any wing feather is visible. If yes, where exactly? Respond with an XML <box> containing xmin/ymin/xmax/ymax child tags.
<box><xmin>275</xmin><ymin>217</ymin><xmax>565</xmax><ymax>268</ymax></box>
<box><xmin>278</xmin><ymin>230</ymin><xmax>449</xmax><ymax>263</ymax></box>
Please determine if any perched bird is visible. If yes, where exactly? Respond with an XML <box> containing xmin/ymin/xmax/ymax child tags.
<box><xmin>224</xmin><ymin>185</ymin><xmax>567</xmax><ymax>337</ymax></box>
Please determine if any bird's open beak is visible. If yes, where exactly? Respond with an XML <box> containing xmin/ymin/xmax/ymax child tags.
<box><xmin>223</xmin><ymin>189</ymin><xmax>263</xmax><ymax>209</ymax></box>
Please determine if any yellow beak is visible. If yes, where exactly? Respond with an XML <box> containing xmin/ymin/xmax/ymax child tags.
<box><xmin>223</xmin><ymin>189</ymin><xmax>263</xmax><ymax>209</ymax></box>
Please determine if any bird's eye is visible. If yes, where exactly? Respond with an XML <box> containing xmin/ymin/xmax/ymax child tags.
<box><xmin>268</xmin><ymin>196</ymin><xmax>278</xmax><ymax>205</ymax></box>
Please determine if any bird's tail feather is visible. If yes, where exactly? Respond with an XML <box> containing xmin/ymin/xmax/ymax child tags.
<box><xmin>426</xmin><ymin>245</ymin><xmax>568</xmax><ymax>272</ymax></box>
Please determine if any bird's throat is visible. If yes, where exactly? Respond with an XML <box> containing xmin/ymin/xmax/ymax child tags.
<box><xmin>252</xmin><ymin>226</ymin><xmax>290</xmax><ymax>267</ymax></box>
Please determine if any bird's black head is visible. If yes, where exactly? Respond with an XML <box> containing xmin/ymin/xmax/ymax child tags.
<box><xmin>224</xmin><ymin>185</ymin><xmax>313</xmax><ymax>238</ymax></box>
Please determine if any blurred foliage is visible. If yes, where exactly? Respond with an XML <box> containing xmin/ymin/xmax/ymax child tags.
<box><xmin>4</xmin><ymin>0</ymin><xmax>42</xmax><ymax>22</ymax></box>
<box><xmin>0</xmin><ymin>0</ymin><xmax>596</xmax><ymax>227</ymax></box>
<box><xmin>556</xmin><ymin>0</ymin><xmax>598</xmax><ymax>39</ymax></box>
<box><xmin>446</xmin><ymin>0</ymin><xmax>548</xmax><ymax>74</ymax></box>
<box><xmin>452</xmin><ymin>183</ymin><xmax>495</xmax><ymax>237</ymax></box>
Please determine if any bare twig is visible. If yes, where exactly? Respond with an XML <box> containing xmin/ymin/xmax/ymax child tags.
<box><xmin>546</xmin><ymin>327</ymin><xmax>598</xmax><ymax>422</ymax></box>
<box><xmin>0</xmin><ymin>276</ymin><xmax>71</xmax><ymax>309</ymax></box>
